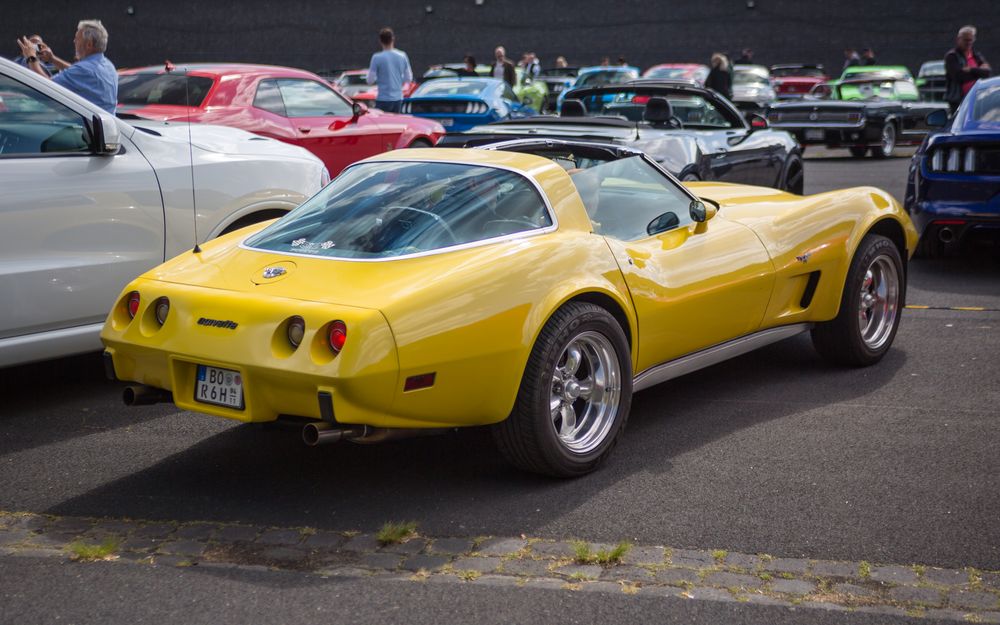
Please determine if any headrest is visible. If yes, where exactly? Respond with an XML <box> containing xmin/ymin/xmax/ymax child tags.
<box><xmin>643</xmin><ymin>97</ymin><xmax>673</xmax><ymax>123</ymax></box>
<box><xmin>561</xmin><ymin>99</ymin><xmax>587</xmax><ymax>117</ymax></box>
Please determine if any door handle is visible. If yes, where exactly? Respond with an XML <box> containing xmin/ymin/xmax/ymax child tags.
<box><xmin>298</xmin><ymin>127</ymin><xmax>311</xmax><ymax>134</ymax></box>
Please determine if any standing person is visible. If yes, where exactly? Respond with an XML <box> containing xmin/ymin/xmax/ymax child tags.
<box><xmin>842</xmin><ymin>47</ymin><xmax>861</xmax><ymax>71</ymax></box>
<box><xmin>705</xmin><ymin>53</ymin><xmax>732</xmax><ymax>100</ymax></box>
<box><xmin>599</xmin><ymin>56</ymin><xmax>611</xmax><ymax>67</ymax></box>
<box><xmin>526</xmin><ymin>52</ymin><xmax>541</xmax><ymax>78</ymax></box>
<box><xmin>456</xmin><ymin>55</ymin><xmax>478</xmax><ymax>77</ymax></box>
<box><xmin>366</xmin><ymin>27</ymin><xmax>412</xmax><ymax>113</ymax></box>
<box><xmin>492</xmin><ymin>46</ymin><xmax>516</xmax><ymax>88</ymax></box>
<box><xmin>555</xmin><ymin>56</ymin><xmax>569</xmax><ymax>69</ymax></box>
<box><xmin>17</xmin><ymin>20</ymin><xmax>117</xmax><ymax>113</ymax></box>
<box><xmin>945</xmin><ymin>25</ymin><xmax>991</xmax><ymax>113</ymax></box>
<box><xmin>735</xmin><ymin>48</ymin><xmax>753</xmax><ymax>64</ymax></box>
<box><xmin>861</xmin><ymin>48</ymin><xmax>877</xmax><ymax>65</ymax></box>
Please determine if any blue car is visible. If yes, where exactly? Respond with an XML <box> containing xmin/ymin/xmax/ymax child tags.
<box><xmin>555</xmin><ymin>66</ymin><xmax>640</xmax><ymax>112</ymax></box>
<box><xmin>905</xmin><ymin>76</ymin><xmax>1000</xmax><ymax>256</ymax></box>
<box><xmin>401</xmin><ymin>78</ymin><xmax>534</xmax><ymax>132</ymax></box>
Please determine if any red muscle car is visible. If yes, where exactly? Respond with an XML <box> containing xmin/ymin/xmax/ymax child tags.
<box><xmin>117</xmin><ymin>63</ymin><xmax>444</xmax><ymax>175</ymax></box>
<box><xmin>770</xmin><ymin>64</ymin><xmax>829</xmax><ymax>99</ymax></box>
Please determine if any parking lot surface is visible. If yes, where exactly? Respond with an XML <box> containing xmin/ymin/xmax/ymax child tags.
<box><xmin>1</xmin><ymin>150</ymin><xmax>998</xmax><ymax>623</ymax></box>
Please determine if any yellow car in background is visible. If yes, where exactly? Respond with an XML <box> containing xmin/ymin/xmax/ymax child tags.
<box><xmin>101</xmin><ymin>141</ymin><xmax>918</xmax><ymax>477</ymax></box>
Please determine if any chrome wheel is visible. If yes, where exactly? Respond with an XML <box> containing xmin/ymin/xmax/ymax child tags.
<box><xmin>549</xmin><ymin>331</ymin><xmax>621</xmax><ymax>454</ymax></box>
<box><xmin>880</xmin><ymin>122</ymin><xmax>896</xmax><ymax>157</ymax></box>
<box><xmin>857</xmin><ymin>255</ymin><xmax>900</xmax><ymax>350</ymax></box>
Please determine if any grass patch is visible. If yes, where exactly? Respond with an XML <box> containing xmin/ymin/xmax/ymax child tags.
<box><xmin>342</xmin><ymin>530</ymin><xmax>359</xmax><ymax>538</ymax></box>
<box><xmin>620</xmin><ymin>581</ymin><xmax>640</xmax><ymax>595</ymax></box>
<box><xmin>778</xmin><ymin>572</ymin><xmax>794</xmax><ymax>580</ymax></box>
<box><xmin>712</xmin><ymin>549</ymin><xmax>728</xmax><ymax>564</ymax></box>
<box><xmin>376</xmin><ymin>521</ymin><xmax>417</xmax><ymax>546</ymax></box>
<box><xmin>759</xmin><ymin>572</ymin><xmax>773</xmax><ymax>582</ymax></box>
<box><xmin>858</xmin><ymin>561</ymin><xmax>871</xmax><ymax>579</ymax></box>
<box><xmin>968</xmin><ymin>568</ymin><xmax>983</xmax><ymax>589</ymax></box>
<box><xmin>912</xmin><ymin>564</ymin><xmax>926</xmax><ymax>576</ymax></box>
<box><xmin>571</xmin><ymin>540</ymin><xmax>632</xmax><ymax>566</ymax></box>
<box><xmin>67</xmin><ymin>537</ymin><xmax>120</xmax><ymax>562</ymax></box>
<box><xmin>457</xmin><ymin>569</ymin><xmax>481</xmax><ymax>582</ymax></box>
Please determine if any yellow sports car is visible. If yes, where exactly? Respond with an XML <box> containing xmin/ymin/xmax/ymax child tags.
<box><xmin>101</xmin><ymin>140</ymin><xmax>918</xmax><ymax>477</ymax></box>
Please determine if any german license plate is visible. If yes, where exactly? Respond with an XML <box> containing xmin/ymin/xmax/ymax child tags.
<box><xmin>195</xmin><ymin>365</ymin><xmax>244</xmax><ymax>409</ymax></box>
<box><xmin>439</xmin><ymin>118</ymin><xmax>454</xmax><ymax>127</ymax></box>
<box><xmin>805</xmin><ymin>129</ymin><xmax>825</xmax><ymax>141</ymax></box>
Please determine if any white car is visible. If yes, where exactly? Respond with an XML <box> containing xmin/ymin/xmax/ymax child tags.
<box><xmin>0</xmin><ymin>58</ymin><xmax>328</xmax><ymax>367</ymax></box>
<box><xmin>732</xmin><ymin>64</ymin><xmax>777</xmax><ymax>110</ymax></box>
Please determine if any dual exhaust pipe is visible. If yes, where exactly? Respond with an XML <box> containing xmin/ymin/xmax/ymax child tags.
<box><xmin>123</xmin><ymin>385</ymin><xmax>441</xmax><ymax>446</ymax></box>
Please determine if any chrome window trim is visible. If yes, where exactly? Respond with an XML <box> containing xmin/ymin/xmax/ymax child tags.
<box><xmin>240</xmin><ymin>158</ymin><xmax>560</xmax><ymax>263</ymax></box>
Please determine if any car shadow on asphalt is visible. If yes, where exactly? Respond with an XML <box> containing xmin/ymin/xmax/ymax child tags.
<box><xmin>42</xmin><ymin>334</ymin><xmax>907</xmax><ymax>543</ymax></box>
<box><xmin>0</xmin><ymin>352</ymin><xmax>174</xmax><ymax>457</ymax></box>
<box><xmin>909</xmin><ymin>245</ymin><xmax>1000</xmax><ymax>301</ymax></box>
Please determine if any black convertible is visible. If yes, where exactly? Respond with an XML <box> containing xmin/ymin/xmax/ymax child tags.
<box><xmin>767</xmin><ymin>74</ymin><xmax>949</xmax><ymax>158</ymax></box>
<box><xmin>436</xmin><ymin>80</ymin><xmax>804</xmax><ymax>193</ymax></box>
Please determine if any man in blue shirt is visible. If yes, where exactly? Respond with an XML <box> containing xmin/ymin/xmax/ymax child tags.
<box><xmin>366</xmin><ymin>27</ymin><xmax>412</xmax><ymax>113</ymax></box>
<box><xmin>18</xmin><ymin>19</ymin><xmax>117</xmax><ymax>114</ymax></box>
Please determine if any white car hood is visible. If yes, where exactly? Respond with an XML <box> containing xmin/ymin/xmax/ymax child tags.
<box><xmin>127</xmin><ymin>120</ymin><xmax>318</xmax><ymax>161</ymax></box>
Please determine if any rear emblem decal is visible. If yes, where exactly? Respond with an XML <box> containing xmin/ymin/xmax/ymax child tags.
<box><xmin>262</xmin><ymin>267</ymin><xmax>287</xmax><ymax>279</ymax></box>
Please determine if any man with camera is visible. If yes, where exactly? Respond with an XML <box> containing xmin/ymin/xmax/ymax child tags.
<box><xmin>13</xmin><ymin>35</ymin><xmax>56</xmax><ymax>75</ymax></box>
<box><xmin>17</xmin><ymin>19</ymin><xmax>117</xmax><ymax>114</ymax></box>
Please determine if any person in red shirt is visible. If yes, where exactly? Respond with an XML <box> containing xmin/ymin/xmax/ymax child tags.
<box><xmin>945</xmin><ymin>25</ymin><xmax>992</xmax><ymax>113</ymax></box>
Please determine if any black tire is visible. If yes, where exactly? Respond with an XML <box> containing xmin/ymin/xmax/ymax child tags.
<box><xmin>408</xmin><ymin>138</ymin><xmax>434</xmax><ymax>148</ymax></box>
<box><xmin>680</xmin><ymin>172</ymin><xmax>701</xmax><ymax>183</ymax></box>
<box><xmin>872</xmin><ymin>121</ymin><xmax>897</xmax><ymax>158</ymax></box>
<box><xmin>219</xmin><ymin>209</ymin><xmax>287</xmax><ymax>236</ymax></box>
<box><xmin>848</xmin><ymin>146</ymin><xmax>869</xmax><ymax>158</ymax></box>
<box><xmin>780</xmin><ymin>153</ymin><xmax>804</xmax><ymax>194</ymax></box>
<box><xmin>492</xmin><ymin>302</ymin><xmax>632</xmax><ymax>477</ymax></box>
<box><xmin>812</xmin><ymin>234</ymin><xmax>904</xmax><ymax>366</ymax></box>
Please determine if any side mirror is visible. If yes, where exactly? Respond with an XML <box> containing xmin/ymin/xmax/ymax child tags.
<box><xmin>747</xmin><ymin>113</ymin><xmax>769</xmax><ymax>131</ymax></box>
<box><xmin>690</xmin><ymin>199</ymin><xmax>718</xmax><ymax>232</ymax></box>
<box><xmin>90</xmin><ymin>113</ymin><xmax>121</xmax><ymax>155</ymax></box>
<box><xmin>352</xmin><ymin>101</ymin><xmax>368</xmax><ymax>118</ymax></box>
<box><xmin>926</xmin><ymin>109</ymin><xmax>949</xmax><ymax>128</ymax></box>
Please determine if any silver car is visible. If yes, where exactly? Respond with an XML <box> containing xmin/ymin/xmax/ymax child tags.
<box><xmin>0</xmin><ymin>58</ymin><xmax>328</xmax><ymax>367</ymax></box>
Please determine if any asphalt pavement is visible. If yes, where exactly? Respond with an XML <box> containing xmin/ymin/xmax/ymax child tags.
<box><xmin>1</xmin><ymin>149</ymin><xmax>998</xmax><ymax>623</ymax></box>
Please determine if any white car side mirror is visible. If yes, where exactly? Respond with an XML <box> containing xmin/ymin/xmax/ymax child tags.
<box><xmin>91</xmin><ymin>113</ymin><xmax>121</xmax><ymax>155</ymax></box>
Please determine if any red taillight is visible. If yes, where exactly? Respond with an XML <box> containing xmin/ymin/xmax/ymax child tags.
<box><xmin>126</xmin><ymin>291</ymin><xmax>140</xmax><ymax>319</ymax></box>
<box><xmin>632</xmin><ymin>95</ymin><xmax>650</xmax><ymax>104</ymax></box>
<box><xmin>328</xmin><ymin>320</ymin><xmax>347</xmax><ymax>353</ymax></box>
<box><xmin>933</xmin><ymin>219</ymin><xmax>967</xmax><ymax>226</ymax></box>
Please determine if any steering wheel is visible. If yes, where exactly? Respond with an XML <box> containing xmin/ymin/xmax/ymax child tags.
<box><xmin>381</xmin><ymin>205</ymin><xmax>460</xmax><ymax>245</ymax></box>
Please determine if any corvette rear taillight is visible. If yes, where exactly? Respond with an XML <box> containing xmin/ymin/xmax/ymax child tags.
<box><xmin>154</xmin><ymin>297</ymin><xmax>170</xmax><ymax>325</ymax></box>
<box><xmin>328</xmin><ymin>320</ymin><xmax>347</xmax><ymax>354</ymax></box>
<box><xmin>126</xmin><ymin>291</ymin><xmax>141</xmax><ymax>319</ymax></box>
<box><xmin>287</xmin><ymin>316</ymin><xmax>305</xmax><ymax>349</ymax></box>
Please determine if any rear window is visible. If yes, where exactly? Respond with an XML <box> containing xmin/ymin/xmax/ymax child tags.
<box><xmin>118</xmin><ymin>74</ymin><xmax>215</xmax><ymax>106</ymax></box>
<box><xmin>971</xmin><ymin>83</ymin><xmax>1000</xmax><ymax>126</ymax></box>
<box><xmin>246</xmin><ymin>161</ymin><xmax>553</xmax><ymax>259</ymax></box>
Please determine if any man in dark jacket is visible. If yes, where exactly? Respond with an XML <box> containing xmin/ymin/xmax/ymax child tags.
<box><xmin>492</xmin><ymin>46</ymin><xmax>517</xmax><ymax>88</ymax></box>
<box><xmin>945</xmin><ymin>25</ymin><xmax>991</xmax><ymax>113</ymax></box>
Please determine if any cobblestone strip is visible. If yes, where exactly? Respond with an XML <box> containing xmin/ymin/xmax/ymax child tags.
<box><xmin>2</xmin><ymin>510</ymin><xmax>999</xmax><ymax>622</ymax></box>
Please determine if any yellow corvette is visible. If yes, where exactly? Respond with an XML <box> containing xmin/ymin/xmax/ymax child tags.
<box><xmin>101</xmin><ymin>140</ymin><xmax>918</xmax><ymax>477</ymax></box>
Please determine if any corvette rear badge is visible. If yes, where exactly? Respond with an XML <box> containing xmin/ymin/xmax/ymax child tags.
<box><xmin>262</xmin><ymin>267</ymin><xmax>286</xmax><ymax>279</ymax></box>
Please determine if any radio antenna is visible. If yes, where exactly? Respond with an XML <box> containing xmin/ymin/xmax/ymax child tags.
<box><xmin>165</xmin><ymin>60</ymin><xmax>201</xmax><ymax>253</ymax></box>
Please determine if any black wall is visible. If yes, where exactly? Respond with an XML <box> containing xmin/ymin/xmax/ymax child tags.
<box><xmin>5</xmin><ymin>1</ymin><xmax>999</xmax><ymax>77</ymax></box>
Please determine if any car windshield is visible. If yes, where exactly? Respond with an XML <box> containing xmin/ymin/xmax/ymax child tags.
<box><xmin>771</xmin><ymin>67</ymin><xmax>825</xmax><ymax>78</ymax></box>
<box><xmin>839</xmin><ymin>79</ymin><xmax>917</xmax><ymax>100</ymax></box>
<box><xmin>413</xmin><ymin>80</ymin><xmax>490</xmax><ymax>97</ymax></box>
<box><xmin>339</xmin><ymin>73</ymin><xmax>367</xmax><ymax>86</ymax></box>
<box><xmin>564</xmin><ymin>155</ymin><xmax>694</xmax><ymax>241</ymax></box>
<box><xmin>734</xmin><ymin>71</ymin><xmax>769</xmax><ymax>86</ymax></box>
<box><xmin>970</xmin><ymin>83</ymin><xmax>1000</xmax><ymax>127</ymax></box>
<box><xmin>571</xmin><ymin>89</ymin><xmax>736</xmax><ymax>128</ymax></box>
<box><xmin>576</xmin><ymin>70</ymin><xmax>638</xmax><ymax>87</ymax></box>
<box><xmin>245</xmin><ymin>161</ymin><xmax>552</xmax><ymax>259</ymax></box>
<box><xmin>919</xmin><ymin>62</ymin><xmax>946</xmax><ymax>77</ymax></box>
<box><xmin>118</xmin><ymin>73</ymin><xmax>215</xmax><ymax>106</ymax></box>
<box><xmin>644</xmin><ymin>67</ymin><xmax>690</xmax><ymax>79</ymax></box>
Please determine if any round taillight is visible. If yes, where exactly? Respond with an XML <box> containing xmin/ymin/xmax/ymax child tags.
<box><xmin>287</xmin><ymin>316</ymin><xmax>305</xmax><ymax>348</ymax></box>
<box><xmin>328</xmin><ymin>320</ymin><xmax>347</xmax><ymax>353</ymax></box>
<box><xmin>154</xmin><ymin>297</ymin><xmax>170</xmax><ymax>325</ymax></box>
<box><xmin>126</xmin><ymin>291</ymin><xmax>141</xmax><ymax>319</ymax></box>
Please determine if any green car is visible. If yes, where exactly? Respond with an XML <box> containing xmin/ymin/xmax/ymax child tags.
<box><xmin>828</xmin><ymin>66</ymin><xmax>919</xmax><ymax>101</ymax></box>
<box><xmin>470</xmin><ymin>65</ymin><xmax>549</xmax><ymax>112</ymax></box>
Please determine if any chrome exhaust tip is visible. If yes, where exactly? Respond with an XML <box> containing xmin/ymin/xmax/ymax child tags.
<box><xmin>938</xmin><ymin>227</ymin><xmax>955</xmax><ymax>243</ymax></box>
<box><xmin>302</xmin><ymin>422</ymin><xmax>367</xmax><ymax>446</ymax></box>
<box><xmin>122</xmin><ymin>385</ymin><xmax>173</xmax><ymax>406</ymax></box>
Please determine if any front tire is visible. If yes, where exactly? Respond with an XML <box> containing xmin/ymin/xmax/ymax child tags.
<box><xmin>493</xmin><ymin>302</ymin><xmax>632</xmax><ymax>477</ymax></box>
<box><xmin>812</xmin><ymin>234</ymin><xmax>904</xmax><ymax>366</ymax></box>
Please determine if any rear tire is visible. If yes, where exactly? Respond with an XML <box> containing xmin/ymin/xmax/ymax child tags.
<box><xmin>492</xmin><ymin>302</ymin><xmax>632</xmax><ymax>477</ymax></box>
<box><xmin>408</xmin><ymin>138</ymin><xmax>434</xmax><ymax>148</ymax></box>
<box><xmin>780</xmin><ymin>153</ymin><xmax>804</xmax><ymax>194</ymax></box>
<box><xmin>812</xmin><ymin>234</ymin><xmax>904</xmax><ymax>366</ymax></box>
<box><xmin>872</xmin><ymin>121</ymin><xmax>897</xmax><ymax>158</ymax></box>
